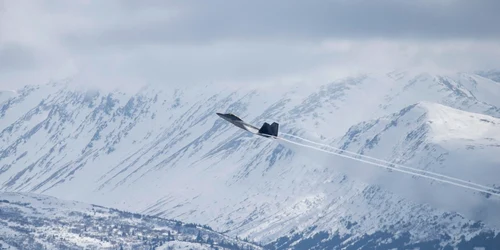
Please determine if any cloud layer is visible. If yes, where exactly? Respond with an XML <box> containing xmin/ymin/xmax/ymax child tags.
<box><xmin>92</xmin><ymin>0</ymin><xmax>500</xmax><ymax>43</ymax></box>
<box><xmin>1</xmin><ymin>0</ymin><xmax>499</xmax><ymax>90</ymax></box>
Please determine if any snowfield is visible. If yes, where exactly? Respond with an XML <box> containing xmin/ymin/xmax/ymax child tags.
<box><xmin>1</xmin><ymin>70</ymin><xmax>500</xmax><ymax>248</ymax></box>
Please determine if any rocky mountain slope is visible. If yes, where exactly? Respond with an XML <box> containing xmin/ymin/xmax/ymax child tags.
<box><xmin>0</xmin><ymin>192</ymin><xmax>260</xmax><ymax>250</ymax></box>
<box><xmin>1</xmin><ymin>71</ymin><xmax>500</xmax><ymax>248</ymax></box>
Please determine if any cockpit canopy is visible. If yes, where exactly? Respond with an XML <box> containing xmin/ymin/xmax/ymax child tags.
<box><xmin>226</xmin><ymin>113</ymin><xmax>242</xmax><ymax>121</ymax></box>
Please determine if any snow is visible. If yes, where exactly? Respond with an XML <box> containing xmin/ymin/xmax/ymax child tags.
<box><xmin>0</xmin><ymin>90</ymin><xmax>17</xmax><ymax>105</ymax></box>
<box><xmin>421</xmin><ymin>102</ymin><xmax>500</xmax><ymax>143</ymax></box>
<box><xmin>0</xmin><ymin>192</ymin><xmax>261</xmax><ymax>249</ymax></box>
<box><xmin>156</xmin><ymin>241</ymin><xmax>213</xmax><ymax>250</ymax></box>
<box><xmin>331</xmin><ymin>100</ymin><xmax>500</xmax><ymax>227</ymax></box>
<box><xmin>0</xmin><ymin>70</ymin><xmax>500</xmax><ymax>246</ymax></box>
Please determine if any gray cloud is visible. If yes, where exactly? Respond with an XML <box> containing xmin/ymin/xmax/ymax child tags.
<box><xmin>1</xmin><ymin>0</ymin><xmax>499</xmax><ymax>90</ymax></box>
<box><xmin>64</xmin><ymin>0</ymin><xmax>500</xmax><ymax>49</ymax></box>
<box><xmin>0</xmin><ymin>43</ymin><xmax>37</xmax><ymax>72</ymax></box>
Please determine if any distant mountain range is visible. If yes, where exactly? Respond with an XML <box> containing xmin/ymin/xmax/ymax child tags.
<box><xmin>1</xmin><ymin>70</ymin><xmax>500</xmax><ymax>249</ymax></box>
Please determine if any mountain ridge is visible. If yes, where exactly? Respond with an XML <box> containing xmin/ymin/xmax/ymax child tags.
<box><xmin>0</xmin><ymin>192</ymin><xmax>262</xmax><ymax>250</ymax></box>
<box><xmin>1</xmin><ymin>71</ymin><xmax>500</xmax><ymax>247</ymax></box>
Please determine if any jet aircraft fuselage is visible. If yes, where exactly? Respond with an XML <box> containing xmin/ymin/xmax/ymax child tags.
<box><xmin>216</xmin><ymin>113</ymin><xmax>279</xmax><ymax>139</ymax></box>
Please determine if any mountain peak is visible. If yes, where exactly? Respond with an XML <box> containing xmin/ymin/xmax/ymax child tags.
<box><xmin>341</xmin><ymin>102</ymin><xmax>499</xmax><ymax>175</ymax></box>
<box><xmin>414</xmin><ymin>102</ymin><xmax>500</xmax><ymax>143</ymax></box>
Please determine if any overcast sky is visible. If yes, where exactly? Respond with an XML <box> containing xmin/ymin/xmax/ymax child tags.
<box><xmin>1</xmin><ymin>0</ymin><xmax>499</xmax><ymax>90</ymax></box>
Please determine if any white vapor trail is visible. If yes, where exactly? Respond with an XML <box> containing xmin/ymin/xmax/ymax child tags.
<box><xmin>281</xmin><ymin>133</ymin><xmax>496</xmax><ymax>192</ymax></box>
<box><xmin>276</xmin><ymin>136</ymin><xmax>500</xmax><ymax>198</ymax></box>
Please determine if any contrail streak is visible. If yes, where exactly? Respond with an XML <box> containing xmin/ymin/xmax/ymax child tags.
<box><xmin>276</xmin><ymin>136</ymin><xmax>500</xmax><ymax>198</ymax></box>
<box><xmin>281</xmin><ymin>133</ymin><xmax>496</xmax><ymax>192</ymax></box>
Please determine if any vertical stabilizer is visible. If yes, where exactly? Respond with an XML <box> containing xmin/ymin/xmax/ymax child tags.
<box><xmin>258</xmin><ymin>122</ymin><xmax>279</xmax><ymax>137</ymax></box>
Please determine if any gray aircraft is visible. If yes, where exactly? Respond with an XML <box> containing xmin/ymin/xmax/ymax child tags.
<box><xmin>216</xmin><ymin>113</ymin><xmax>279</xmax><ymax>139</ymax></box>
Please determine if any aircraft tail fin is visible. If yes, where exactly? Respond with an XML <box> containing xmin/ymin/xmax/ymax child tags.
<box><xmin>258</xmin><ymin>122</ymin><xmax>279</xmax><ymax>137</ymax></box>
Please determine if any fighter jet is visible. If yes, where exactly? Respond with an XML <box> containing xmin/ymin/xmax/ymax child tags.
<box><xmin>216</xmin><ymin>113</ymin><xmax>279</xmax><ymax>139</ymax></box>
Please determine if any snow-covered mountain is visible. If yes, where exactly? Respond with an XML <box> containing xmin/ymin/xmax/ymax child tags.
<box><xmin>0</xmin><ymin>192</ymin><xmax>261</xmax><ymax>250</ymax></box>
<box><xmin>1</xmin><ymin>71</ymin><xmax>500</xmax><ymax>248</ymax></box>
<box><xmin>334</xmin><ymin>101</ymin><xmax>500</xmax><ymax>221</ymax></box>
